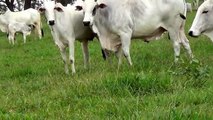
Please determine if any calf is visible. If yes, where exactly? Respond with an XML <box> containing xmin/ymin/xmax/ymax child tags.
<box><xmin>39</xmin><ymin>0</ymin><xmax>94</xmax><ymax>74</ymax></box>
<box><xmin>8</xmin><ymin>22</ymin><xmax>34</xmax><ymax>45</ymax></box>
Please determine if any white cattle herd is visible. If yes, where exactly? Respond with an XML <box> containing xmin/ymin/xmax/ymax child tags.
<box><xmin>0</xmin><ymin>7</ymin><xmax>43</xmax><ymax>44</ymax></box>
<box><xmin>0</xmin><ymin>0</ymin><xmax>212</xmax><ymax>74</ymax></box>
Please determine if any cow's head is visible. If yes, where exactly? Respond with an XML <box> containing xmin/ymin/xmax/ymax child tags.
<box><xmin>75</xmin><ymin>0</ymin><xmax>107</xmax><ymax>26</ymax></box>
<box><xmin>39</xmin><ymin>0</ymin><xmax>56</xmax><ymax>26</ymax></box>
<box><xmin>189</xmin><ymin>0</ymin><xmax>213</xmax><ymax>40</ymax></box>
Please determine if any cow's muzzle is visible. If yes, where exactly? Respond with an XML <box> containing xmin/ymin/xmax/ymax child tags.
<box><xmin>188</xmin><ymin>31</ymin><xmax>199</xmax><ymax>38</ymax></box>
<box><xmin>188</xmin><ymin>31</ymin><xmax>193</xmax><ymax>37</ymax></box>
<box><xmin>83</xmin><ymin>21</ymin><xmax>90</xmax><ymax>26</ymax></box>
<box><xmin>49</xmin><ymin>20</ymin><xmax>55</xmax><ymax>26</ymax></box>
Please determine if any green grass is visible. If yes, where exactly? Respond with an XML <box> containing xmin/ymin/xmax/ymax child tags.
<box><xmin>0</xmin><ymin>12</ymin><xmax>212</xmax><ymax>119</ymax></box>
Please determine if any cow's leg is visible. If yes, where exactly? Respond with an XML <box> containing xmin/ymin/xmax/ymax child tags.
<box><xmin>8</xmin><ymin>31</ymin><xmax>15</xmax><ymax>45</ymax></box>
<box><xmin>81</xmin><ymin>40</ymin><xmax>89</xmax><ymax>69</ymax></box>
<box><xmin>69</xmin><ymin>40</ymin><xmax>76</xmax><ymax>74</ymax></box>
<box><xmin>168</xmin><ymin>30</ymin><xmax>181</xmax><ymax>62</ymax></box>
<box><xmin>23</xmin><ymin>33</ymin><xmax>26</xmax><ymax>44</ymax></box>
<box><xmin>115</xmin><ymin>46</ymin><xmax>123</xmax><ymax>66</ymax></box>
<box><xmin>58</xmin><ymin>45</ymin><xmax>69</xmax><ymax>74</ymax></box>
<box><xmin>8</xmin><ymin>34</ymin><xmax>11</xmax><ymax>44</ymax></box>
<box><xmin>35</xmin><ymin>23</ymin><xmax>42</xmax><ymax>39</ymax></box>
<box><xmin>119</xmin><ymin>31</ymin><xmax>133</xmax><ymax>66</ymax></box>
<box><xmin>11</xmin><ymin>33</ymin><xmax>15</xmax><ymax>45</ymax></box>
<box><xmin>179</xmin><ymin>30</ymin><xmax>194</xmax><ymax>59</ymax></box>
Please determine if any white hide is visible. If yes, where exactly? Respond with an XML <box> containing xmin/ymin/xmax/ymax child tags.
<box><xmin>79</xmin><ymin>0</ymin><xmax>193</xmax><ymax>65</ymax></box>
<box><xmin>40</xmin><ymin>0</ymin><xmax>94</xmax><ymax>74</ymax></box>
<box><xmin>189</xmin><ymin>0</ymin><xmax>213</xmax><ymax>42</ymax></box>
<box><xmin>0</xmin><ymin>8</ymin><xmax>42</xmax><ymax>39</ymax></box>
<box><xmin>8</xmin><ymin>22</ymin><xmax>33</xmax><ymax>45</ymax></box>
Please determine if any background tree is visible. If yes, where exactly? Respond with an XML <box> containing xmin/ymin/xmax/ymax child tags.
<box><xmin>15</xmin><ymin>0</ymin><xmax>23</xmax><ymax>11</ymax></box>
<box><xmin>5</xmin><ymin>0</ymin><xmax>14</xmax><ymax>11</ymax></box>
<box><xmin>56</xmin><ymin>0</ymin><xmax>74</xmax><ymax>6</ymax></box>
<box><xmin>24</xmin><ymin>0</ymin><xmax>31</xmax><ymax>10</ymax></box>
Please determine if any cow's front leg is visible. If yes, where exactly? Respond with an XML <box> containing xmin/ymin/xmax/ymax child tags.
<box><xmin>23</xmin><ymin>33</ymin><xmax>27</xmax><ymax>44</ymax></box>
<box><xmin>58</xmin><ymin>45</ymin><xmax>69</xmax><ymax>74</ymax></box>
<box><xmin>119</xmin><ymin>31</ymin><xmax>133</xmax><ymax>66</ymax></box>
<box><xmin>179</xmin><ymin>30</ymin><xmax>194</xmax><ymax>60</ymax></box>
<box><xmin>10</xmin><ymin>33</ymin><xmax>15</xmax><ymax>45</ymax></box>
<box><xmin>69</xmin><ymin>40</ymin><xmax>76</xmax><ymax>74</ymax></box>
<box><xmin>81</xmin><ymin>41</ymin><xmax>89</xmax><ymax>69</ymax></box>
<box><xmin>169</xmin><ymin>31</ymin><xmax>181</xmax><ymax>63</ymax></box>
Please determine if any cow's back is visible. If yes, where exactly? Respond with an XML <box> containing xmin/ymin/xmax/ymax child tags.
<box><xmin>100</xmin><ymin>0</ymin><xmax>186</xmax><ymax>37</ymax></box>
<box><xmin>5</xmin><ymin>8</ymin><xmax>40</xmax><ymax>24</ymax></box>
<box><xmin>93</xmin><ymin>0</ymin><xmax>187</xmax><ymax>50</ymax></box>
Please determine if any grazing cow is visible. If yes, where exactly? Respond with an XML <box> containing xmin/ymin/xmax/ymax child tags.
<box><xmin>39</xmin><ymin>0</ymin><xmax>94</xmax><ymax>74</ymax></box>
<box><xmin>189</xmin><ymin>0</ymin><xmax>213</xmax><ymax>42</ymax></box>
<box><xmin>0</xmin><ymin>8</ymin><xmax>43</xmax><ymax>39</ymax></box>
<box><xmin>76</xmin><ymin>0</ymin><xmax>194</xmax><ymax>65</ymax></box>
<box><xmin>8</xmin><ymin>22</ymin><xmax>34</xmax><ymax>45</ymax></box>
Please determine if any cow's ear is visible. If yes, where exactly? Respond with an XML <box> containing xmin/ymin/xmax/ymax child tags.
<box><xmin>54</xmin><ymin>7</ymin><xmax>63</xmax><ymax>12</ymax></box>
<box><xmin>98</xmin><ymin>3</ymin><xmax>107</xmax><ymax>9</ymax></box>
<box><xmin>75</xmin><ymin>6</ymin><xmax>83</xmax><ymax>11</ymax></box>
<box><xmin>38</xmin><ymin>8</ymin><xmax>46</xmax><ymax>13</ymax></box>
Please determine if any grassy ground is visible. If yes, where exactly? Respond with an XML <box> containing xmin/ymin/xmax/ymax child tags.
<box><xmin>0</xmin><ymin>12</ymin><xmax>212</xmax><ymax>119</ymax></box>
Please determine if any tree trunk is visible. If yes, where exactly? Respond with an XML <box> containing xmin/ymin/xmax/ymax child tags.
<box><xmin>5</xmin><ymin>0</ymin><xmax>14</xmax><ymax>11</ymax></box>
<box><xmin>16</xmin><ymin>0</ymin><xmax>23</xmax><ymax>11</ymax></box>
<box><xmin>24</xmin><ymin>0</ymin><xmax>31</xmax><ymax>10</ymax></box>
<box><xmin>56</xmin><ymin>0</ymin><xmax>68</xmax><ymax>6</ymax></box>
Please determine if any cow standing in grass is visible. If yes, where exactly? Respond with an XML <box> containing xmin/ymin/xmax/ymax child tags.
<box><xmin>0</xmin><ymin>8</ymin><xmax>43</xmax><ymax>40</ymax></box>
<box><xmin>189</xmin><ymin>0</ymin><xmax>213</xmax><ymax>42</ymax></box>
<box><xmin>8</xmin><ymin>22</ymin><xmax>35</xmax><ymax>45</ymax></box>
<box><xmin>76</xmin><ymin>0</ymin><xmax>194</xmax><ymax>66</ymax></box>
<box><xmin>39</xmin><ymin>0</ymin><xmax>95</xmax><ymax>74</ymax></box>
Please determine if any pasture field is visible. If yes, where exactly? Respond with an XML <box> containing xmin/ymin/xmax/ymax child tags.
<box><xmin>0</xmin><ymin>12</ymin><xmax>212</xmax><ymax>119</ymax></box>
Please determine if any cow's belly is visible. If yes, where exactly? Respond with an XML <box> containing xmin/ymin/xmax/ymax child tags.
<box><xmin>132</xmin><ymin>21</ymin><xmax>166</xmax><ymax>41</ymax></box>
<box><xmin>99</xmin><ymin>32</ymin><xmax>121</xmax><ymax>52</ymax></box>
<box><xmin>133</xmin><ymin>27</ymin><xmax>166</xmax><ymax>41</ymax></box>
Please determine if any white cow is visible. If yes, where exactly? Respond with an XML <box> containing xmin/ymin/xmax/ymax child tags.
<box><xmin>0</xmin><ymin>8</ymin><xmax>43</xmax><ymax>39</ymax></box>
<box><xmin>76</xmin><ymin>0</ymin><xmax>194</xmax><ymax>65</ymax></box>
<box><xmin>189</xmin><ymin>0</ymin><xmax>213</xmax><ymax>42</ymax></box>
<box><xmin>39</xmin><ymin>0</ymin><xmax>94</xmax><ymax>74</ymax></box>
<box><xmin>8</xmin><ymin>22</ymin><xmax>34</xmax><ymax>45</ymax></box>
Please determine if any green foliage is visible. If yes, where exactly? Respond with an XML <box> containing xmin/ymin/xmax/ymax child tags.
<box><xmin>169</xmin><ymin>59</ymin><xmax>210</xmax><ymax>88</ymax></box>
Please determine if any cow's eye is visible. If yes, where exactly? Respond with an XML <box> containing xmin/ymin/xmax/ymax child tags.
<box><xmin>92</xmin><ymin>7</ymin><xmax>97</xmax><ymax>16</ymax></box>
<box><xmin>202</xmin><ymin>10</ymin><xmax>208</xmax><ymax>14</ymax></box>
<box><xmin>76</xmin><ymin>6</ymin><xmax>83</xmax><ymax>11</ymax></box>
<box><xmin>39</xmin><ymin>8</ymin><xmax>46</xmax><ymax>13</ymax></box>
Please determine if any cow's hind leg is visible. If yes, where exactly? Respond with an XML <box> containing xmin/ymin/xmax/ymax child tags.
<box><xmin>81</xmin><ymin>41</ymin><xmax>89</xmax><ymax>69</ymax></box>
